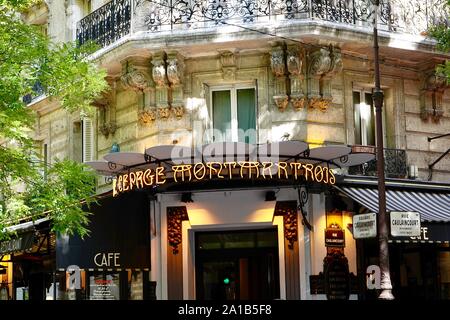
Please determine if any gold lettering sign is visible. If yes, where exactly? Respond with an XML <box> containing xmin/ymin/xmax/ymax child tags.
<box><xmin>112</xmin><ymin>161</ymin><xmax>336</xmax><ymax>197</ymax></box>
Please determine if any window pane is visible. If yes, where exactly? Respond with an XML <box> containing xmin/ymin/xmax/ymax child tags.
<box><xmin>439</xmin><ymin>251</ymin><xmax>450</xmax><ymax>299</ymax></box>
<box><xmin>364</xmin><ymin>93</ymin><xmax>375</xmax><ymax>146</ymax></box>
<box><xmin>129</xmin><ymin>271</ymin><xmax>144</xmax><ymax>300</ymax></box>
<box><xmin>237</xmin><ymin>89</ymin><xmax>256</xmax><ymax>144</ymax></box>
<box><xmin>212</xmin><ymin>90</ymin><xmax>232</xmax><ymax>142</ymax></box>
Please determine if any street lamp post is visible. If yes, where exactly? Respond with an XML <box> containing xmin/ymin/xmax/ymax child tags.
<box><xmin>372</xmin><ymin>0</ymin><xmax>394</xmax><ymax>300</ymax></box>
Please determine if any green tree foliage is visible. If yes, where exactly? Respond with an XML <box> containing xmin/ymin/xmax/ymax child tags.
<box><xmin>428</xmin><ymin>0</ymin><xmax>450</xmax><ymax>83</ymax></box>
<box><xmin>0</xmin><ymin>1</ymin><xmax>107</xmax><ymax>239</ymax></box>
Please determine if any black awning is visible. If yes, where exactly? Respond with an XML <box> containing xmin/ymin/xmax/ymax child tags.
<box><xmin>0</xmin><ymin>231</ymin><xmax>35</xmax><ymax>255</ymax></box>
<box><xmin>335</xmin><ymin>186</ymin><xmax>450</xmax><ymax>222</ymax></box>
<box><xmin>56</xmin><ymin>191</ymin><xmax>151</xmax><ymax>270</ymax></box>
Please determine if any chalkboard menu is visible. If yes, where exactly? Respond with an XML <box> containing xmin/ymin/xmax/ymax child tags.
<box><xmin>323</xmin><ymin>252</ymin><xmax>350</xmax><ymax>300</ymax></box>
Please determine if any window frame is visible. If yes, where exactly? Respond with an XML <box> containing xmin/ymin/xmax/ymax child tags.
<box><xmin>208</xmin><ymin>82</ymin><xmax>258</xmax><ymax>143</ymax></box>
<box><xmin>352</xmin><ymin>89</ymin><xmax>386</xmax><ymax>147</ymax></box>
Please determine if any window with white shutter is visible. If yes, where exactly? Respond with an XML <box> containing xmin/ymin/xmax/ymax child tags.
<box><xmin>82</xmin><ymin>118</ymin><xmax>94</xmax><ymax>163</ymax></box>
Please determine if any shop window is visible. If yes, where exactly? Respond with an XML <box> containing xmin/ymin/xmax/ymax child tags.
<box><xmin>89</xmin><ymin>272</ymin><xmax>120</xmax><ymax>300</ymax></box>
<box><xmin>210</xmin><ymin>86</ymin><xmax>256</xmax><ymax>144</ymax></box>
<box><xmin>55</xmin><ymin>270</ymin><xmax>151</xmax><ymax>300</ymax></box>
<box><xmin>439</xmin><ymin>251</ymin><xmax>450</xmax><ymax>299</ymax></box>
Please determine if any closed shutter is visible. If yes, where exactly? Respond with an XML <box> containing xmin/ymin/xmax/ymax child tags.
<box><xmin>82</xmin><ymin>118</ymin><xmax>94</xmax><ymax>163</ymax></box>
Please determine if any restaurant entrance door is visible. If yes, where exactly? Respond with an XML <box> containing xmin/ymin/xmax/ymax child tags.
<box><xmin>195</xmin><ymin>229</ymin><xmax>280</xmax><ymax>300</ymax></box>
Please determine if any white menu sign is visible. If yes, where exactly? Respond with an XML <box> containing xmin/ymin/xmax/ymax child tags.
<box><xmin>390</xmin><ymin>211</ymin><xmax>421</xmax><ymax>237</ymax></box>
<box><xmin>353</xmin><ymin>213</ymin><xmax>377</xmax><ymax>239</ymax></box>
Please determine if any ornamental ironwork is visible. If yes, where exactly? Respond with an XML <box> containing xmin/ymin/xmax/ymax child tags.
<box><xmin>76</xmin><ymin>0</ymin><xmax>131</xmax><ymax>47</ymax></box>
<box><xmin>348</xmin><ymin>147</ymin><xmax>407</xmax><ymax>178</ymax></box>
<box><xmin>77</xmin><ymin>0</ymin><xmax>449</xmax><ymax>49</ymax></box>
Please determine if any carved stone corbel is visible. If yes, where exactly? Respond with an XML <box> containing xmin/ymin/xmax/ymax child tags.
<box><xmin>307</xmin><ymin>48</ymin><xmax>331</xmax><ymax>110</ymax></box>
<box><xmin>271</xmin><ymin>44</ymin><xmax>289</xmax><ymax>112</ymax></box>
<box><xmin>94</xmin><ymin>76</ymin><xmax>118</xmax><ymax>137</ymax></box>
<box><xmin>151</xmin><ymin>52</ymin><xmax>170</xmax><ymax>120</ymax></box>
<box><xmin>320</xmin><ymin>47</ymin><xmax>342</xmax><ymax>111</ymax></box>
<box><xmin>219</xmin><ymin>49</ymin><xmax>237</xmax><ymax>81</ymax></box>
<box><xmin>287</xmin><ymin>45</ymin><xmax>306</xmax><ymax>111</ymax></box>
<box><xmin>420</xmin><ymin>70</ymin><xmax>447</xmax><ymax>122</ymax></box>
<box><xmin>138</xmin><ymin>108</ymin><xmax>157</xmax><ymax>125</ymax></box>
<box><xmin>167</xmin><ymin>51</ymin><xmax>185</xmax><ymax>120</ymax></box>
<box><xmin>307</xmin><ymin>46</ymin><xmax>342</xmax><ymax>112</ymax></box>
<box><xmin>121</xmin><ymin>56</ymin><xmax>157</xmax><ymax>126</ymax></box>
<box><xmin>121</xmin><ymin>57</ymin><xmax>153</xmax><ymax>92</ymax></box>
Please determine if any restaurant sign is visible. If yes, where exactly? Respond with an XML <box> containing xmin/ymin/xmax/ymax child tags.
<box><xmin>0</xmin><ymin>232</ymin><xmax>34</xmax><ymax>255</ymax></box>
<box><xmin>325</xmin><ymin>227</ymin><xmax>345</xmax><ymax>247</ymax></box>
<box><xmin>353</xmin><ymin>213</ymin><xmax>377</xmax><ymax>239</ymax></box>
<box><xmin>390</xmin><ymin>211</ymin><xmax>421</xmax><ymax>237</ymax></box>
<box><xmin>112</xmin><ymin>161</ymin><xmax>336</xmax><ymax>197</ymax></box>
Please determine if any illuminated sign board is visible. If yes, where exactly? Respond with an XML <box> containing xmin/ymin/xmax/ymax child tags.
<box><xmin>112</xmin><ymin>161</ymin><xmax>336</xmax><ymax>197</ymax></box>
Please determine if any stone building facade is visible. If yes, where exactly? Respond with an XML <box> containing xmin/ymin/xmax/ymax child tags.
<box><xmin>16</xmin><ymin>0</ymin><xmax>450</xmax><ymax>300</ymax></box>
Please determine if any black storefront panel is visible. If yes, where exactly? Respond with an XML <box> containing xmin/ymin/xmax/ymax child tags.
<box><xmin>56</xmin><ymin>192</ymin><xmax>150</xmax><ymax>269</ymax></box>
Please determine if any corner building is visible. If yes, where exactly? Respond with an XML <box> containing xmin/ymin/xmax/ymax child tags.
<box><xmin>1</xmin><ymin>0</ymin><xmax>450</xmax><ymax>300</ymax></box>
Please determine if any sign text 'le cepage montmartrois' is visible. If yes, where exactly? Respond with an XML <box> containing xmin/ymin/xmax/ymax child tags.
<box><xmin>112</xmin><ymin>161</ymin><xmax>336</xmax><ymax>196</ymax></box>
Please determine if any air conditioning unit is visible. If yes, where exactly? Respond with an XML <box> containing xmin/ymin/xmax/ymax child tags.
<box><xmin>408</xmin><ymin>165</ymin><xmax>419</xmax><ymax>179</ymax></box>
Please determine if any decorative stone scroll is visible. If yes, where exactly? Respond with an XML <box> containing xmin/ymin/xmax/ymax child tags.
<box><xmin>307</xmin><ymin>46</ymin><xmax>342</xmax><ymax>112</ymax></box>
<box><xmin>271</xmin><ymin>44</ymin><xmax>289</xmax><ymax>112</ymax></box>
<box><xmin>420</xmin><ymin>69</ymin><xmax>447</xmax><ymax>122</ymax></box>
<box><xmin>121</xmin><ymin>56</ymin><xmax>157</xmax><ymax>126</ymax></box>
<box><xmin>274</xmin><ymin>201</ymin><xmax>298</xmax><ymax>249</ymax></box>
<box><xmin>167</xmin><ymin>206</ymin><xmax>189</xmax><ymax>254</ymax></box>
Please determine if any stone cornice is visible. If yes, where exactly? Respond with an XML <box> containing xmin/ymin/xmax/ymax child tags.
<box><xmin>89</xmin><ymin>20</ymin><xmax>449</xmax><ymax>67</ymax></box>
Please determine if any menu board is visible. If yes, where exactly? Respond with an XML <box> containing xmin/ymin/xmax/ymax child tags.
<box><xmin>324</xmin><ymin>254</ymin><xmax>350</xmax><ymax>300</ymax></box>
<box><xmin>89</xmin><ymin>274</ymin><xmax>120</xmax><ymax>300</ymax></box>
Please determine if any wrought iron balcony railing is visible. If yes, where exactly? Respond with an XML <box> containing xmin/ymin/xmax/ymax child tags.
<box><xmin>77</xmin><ymin>0</ymin><xmax>131</xmax><ymax>48</ymax></box>
<box><xmin>348</xmin><ymin>148</ymin><xmax>408</xmax><ymax>178</ymax></box>
<box><xmin>76</xmin><ymin>0</ymin><xmax>449</xmax><ymax>49</ymax></box>
<box><xmin>22</xmin><ymin>81</ymin><xmax>45</xmax><ymax>105</ymax></box>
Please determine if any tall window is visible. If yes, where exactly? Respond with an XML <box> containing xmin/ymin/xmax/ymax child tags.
<box><xmin>353</xmin><ymin>91</ymin><xmax>375</xmax><ymax>146</ymax></box>
<box><xmin>210</xmin><ymin>85</ymin><xmax>257</xmax><ymax>144</ymax></box>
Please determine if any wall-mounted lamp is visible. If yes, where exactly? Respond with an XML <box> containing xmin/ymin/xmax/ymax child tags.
<box><xmin>181</xmin><ymin>192</ymin><xmax>193</xmax><ymax>203</ymax></box>
<box><xmin>265</xmin><ymin>191</ymin><xmax>277</xmax><ymax>201</ymax></box>
<box><xmin>111</xmin><ymin>142</ymin><xmax>120</xmax><ymax>153</ymax></box>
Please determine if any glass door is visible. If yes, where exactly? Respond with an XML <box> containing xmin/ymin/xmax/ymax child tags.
<box><xmin>195</xmin><ymin>229</ymin><xmax>279</xmax><ymax>300</ymax></box>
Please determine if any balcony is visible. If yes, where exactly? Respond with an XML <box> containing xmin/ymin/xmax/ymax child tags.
<box><xmin>23</xmin><ymin>81</ymin><xmax>45</xmax><ymax>105</ymax></box>
<box><xmin>348</xmin><ymin>148</ymin><xmax>408</xmax><ymax>178</ymax></box>
<box><xmin>76</xmin><ymin>0</ymin><xmax>449</xmax><ymax>49</ymax></box>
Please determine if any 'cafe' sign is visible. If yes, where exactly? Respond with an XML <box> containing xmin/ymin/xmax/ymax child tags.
<box><xmin>112</xmin><ymin>161</ymin><xmax>336</xmax><ymax>196</ymax></box>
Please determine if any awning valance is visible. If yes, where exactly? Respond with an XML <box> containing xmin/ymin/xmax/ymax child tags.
<box><xmin>336</xmin><ymin>186</ymin><xmax>450</xmax><ymax>222</ymax></box>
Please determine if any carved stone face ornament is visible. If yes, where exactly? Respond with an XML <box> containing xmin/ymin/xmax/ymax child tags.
<box><xmin>172</xmin><ymin>106</ymin><xmax>185</xmax><ymax>119</ymax></box>
<box><xmin>158</xmin><ymin>106</ymin><xmax>171</xmax><ymax>120</ymax></box>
